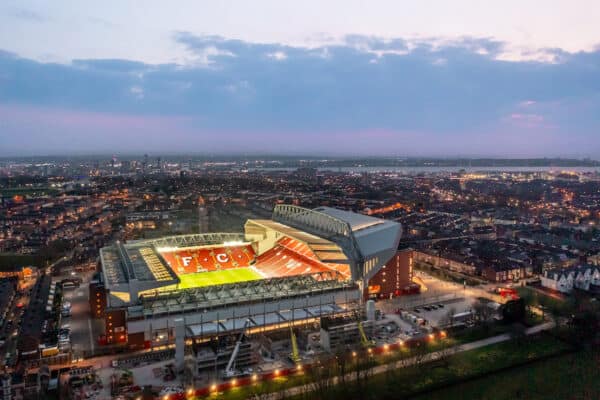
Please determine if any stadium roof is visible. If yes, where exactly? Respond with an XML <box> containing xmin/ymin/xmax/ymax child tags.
<box><xmin>246</xmin><ymin>219</ymin><xmax>350</xmax><ymax>264</ymax></box>
<box><xmin>100</xmin><ymin>241</ymin><xmax>179</xmax><ymax>294</ymax></box>
<box><xmin>100</xmin><ymin>233</ymin><xmax>248</xmax><ymax>292</ymax></box>
<box><xmin>314</xmin><ymin>206</ymin><xmax>402</xmax><ymax>262</ymax></box>
<box><xmin>313</xmin><ymin>207</ymin><xmax>385</xmax><ymax>232</ymax></box>
<box><xmin>130</xmin><ymin>271</ymin><xmax>352</xmax><ymax>318</ymax></box>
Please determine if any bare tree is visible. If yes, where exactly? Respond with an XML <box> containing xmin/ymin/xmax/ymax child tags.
<box><xmin>353</xmin><ymin>350</ymin><xmax>375</xmax><ymax>400</ymax></box>
<box><xmin>435</xmin><ymin>343</ymin><xmax>457</xmax><ymax>369</ymax></box>
<box><xmin>473</xmin><ymin>299</ymin><xmax>493</xmax><ymax>326</ymax></box>
<box><xmin>440</xmin><ymin>306</ymin><xmax>457</xmax><ymax>328</ymax></box>
<box><xmin>411</xmin><ymin>342</ymin><xmax>431</xmax><ymax>372</ymax></box>
<box><xmin>305</xmin><ymin>353</ymin><xmax>338</xmax><ymax>400</ymax></box>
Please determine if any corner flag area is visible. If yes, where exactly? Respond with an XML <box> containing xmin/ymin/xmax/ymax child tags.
<box><xmin>176</xmin><ymin>268</ymin><xmax>263</xmax><ymax>289</ymax></box>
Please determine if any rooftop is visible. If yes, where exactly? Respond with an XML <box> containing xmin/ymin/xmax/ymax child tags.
<box><xmin>313</xmin><ymin>207</ymin><xmax>386</xmax><ymax>232</ymax></box>
<box><xmin>314</xmin><ymin>206</ymin><xmax>402</xmax><ymax>261</ymax></box>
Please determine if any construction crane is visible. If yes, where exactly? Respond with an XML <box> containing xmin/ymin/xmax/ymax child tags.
<box><xmin>358</xmin><ymin>321</ymin><xmax>375</xmax><ymax>348</ymax></box>
<box><xmin>289</xmin><ymin>327</ymin><xmax>300</xmax><ymax>364</ymax></box>
<box><xmin>224</xmin><ymin>319</ymin><xmax>251</xmax><ymax>378</ymax></box>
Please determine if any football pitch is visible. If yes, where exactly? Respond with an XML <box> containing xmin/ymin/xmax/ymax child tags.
<box><xmin>176</xmin><ymin>268</ymin><xmax>263</xmax><ymax>289</ymax></box>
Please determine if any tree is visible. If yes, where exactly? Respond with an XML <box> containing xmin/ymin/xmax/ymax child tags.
<box><xmin>502</xmin><ymin>298</ymin><xmax>526</xmax><ymax>323</ymax></box>
<box><xmin>439</xmin><ymin>306</ymin><xmax>457</xmax><ymax>328</ymax></box>
<box><xmin>473</xmin><ymin>299</ymin><xmax>494</xmax><ymax>330</ymax></box>
<box><xmin>509</xmin><ymin>323</ymin><xmax>528</xmax><ymax>344</ymax></box>
<box><xmin>305</xmin><ymin>353</ymin><xmax>338</xmax><ymax>400</ymax></box>
<box><xmin>569</xmin><ymin>311</ymin><xmax>599</xmax><ymax>348</ymax></box>
<box><xmin>352</xmin><ymin>350</ymin><xmax>376</xmax><ymax>400</ymax></box>
<box><xmin>436</xmin><ymin>344</ymin><xmax>457</xmax><ymax>369</ymax></box>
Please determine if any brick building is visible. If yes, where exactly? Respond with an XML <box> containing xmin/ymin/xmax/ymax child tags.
<box><xmin>366</xmin><ymin>249</ymin><xmax>419</xmax><ymax>299</ymax></box>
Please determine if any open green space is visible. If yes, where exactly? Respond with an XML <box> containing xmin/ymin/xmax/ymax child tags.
<box><xmin>415</xmin><ymin>349</ymin><xmax>599</xmax><ymax>400</ymax></box>
<box><xmin>516</xmin><ymin>286</ymin><xmax>574</xmax><ymax>316</ymax></box>
<box><xmin>360</xmin><ymin>334</ymin><xmax>570</xmax><ymax>400</ymax></box>
<box><xmin>195</xmin><ymin>332</ymin><xmax>570</xmax><ymax>400</ymax></box>
<box><xmin>176</xmin><ymin>268</ymin><xmax>262</xmax><ymax>289</ymax></box>
<box><xmin>0</xmin><ymin>187</ymin><xmax>60</xmax><ymax>197</ymax></box>
<box><xmin>0</xmin><ymin>253</ymin><xmax>40</xmax><ymax>269</ymax></box>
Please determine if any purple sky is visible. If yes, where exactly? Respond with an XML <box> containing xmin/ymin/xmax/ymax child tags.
<box><xmin>1</xmin><ymin>1</ymin><xmax>599</xmax><ymax>157</ymax></box>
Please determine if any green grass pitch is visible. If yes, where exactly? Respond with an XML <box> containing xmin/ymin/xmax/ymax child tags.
<box><xmin>176</xmin><ymin>268</ymin><xmax>263</xmax><ymax>289</ymax></box>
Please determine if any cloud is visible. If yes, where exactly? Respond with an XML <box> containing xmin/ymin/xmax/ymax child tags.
<box><xmin>505</xmin><ymin>113</ymin><xmax>547</xmax><ymax>128</ymax></box>
<box><xmin>267</xmin><ymin>51</ymin><xmax>287</xmax><ymax>61</ymax></box>
<box><xmin>7</xmin><ymin>8</ymin><xmax>47</xmax><ymax>22</ymax></box>
<box><xmin>1</xmin><ymin>33</ymin><xmax>600</xmax><ymax>157</ymax></box>
<box><xmin>129</xmin><ymin>85</ymin><xmax>144</xmax><ymax>99</ymax></box>
<box><xmin>87</xmin><ymin>16</ymin><xmax>117</xmax><ymax>28</ymax></box>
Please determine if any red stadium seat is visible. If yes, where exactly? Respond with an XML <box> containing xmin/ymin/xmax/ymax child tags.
<box><xmin>159</xmin><ymin>245</ymin><xmax>256</xmax><ymax>275</ymax></box>
<box><xmin>254</xmin><ymin>238</ymin><xmax>334</xmax><ymax>278</ymax></box>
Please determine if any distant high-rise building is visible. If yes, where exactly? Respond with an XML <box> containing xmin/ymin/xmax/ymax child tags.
<box><xmin>198</xmin><ymin>196</ymin><xmax>209</xmax><ymax>233</ymax></box>
<box><xmin>362</xmin><ymin>172</ymin><xmax>370</xmax><ymax>186</ymax></box>
<box><xmin>296</xmin><ymin>167</ymin><xmax>317</xmax><ymax>184</ymax></box>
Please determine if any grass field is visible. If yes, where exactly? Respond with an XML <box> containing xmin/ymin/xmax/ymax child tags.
<box><xmin>194</xmin><ymin>333</ymin><xmax>572</xmax><ymax>400</ymax></box>
<box><xmin>416</xmin><ymin>350</ymin><xmax>599</xmax><ymax>400</ymax></box>
<box><xmin>176</xmin><ymin>268</ymin><xmax>263</xmax><ymax>289</ymax></box>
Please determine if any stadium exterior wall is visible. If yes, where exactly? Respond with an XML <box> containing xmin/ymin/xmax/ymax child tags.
<box><xmin>125</xmin><ymin>288</ymin><xmax>360</xmax><ymax>342</ymax></box>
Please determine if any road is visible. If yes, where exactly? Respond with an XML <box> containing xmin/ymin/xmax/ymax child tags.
<box><xmin>262</xmin><ymin>321</ymin><xmax>555</xmax><ymax>399</ymax></box>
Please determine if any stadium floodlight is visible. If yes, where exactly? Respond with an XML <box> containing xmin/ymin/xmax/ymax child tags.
<box><xmin>223</xmin><ymin>241</ymin><xmax>246</xmax><ymax>247</ymax></box>
<box><xmin>155</xmin><ymin>246</ymin><xmax>180</xmax><ymax>252</ymax></box>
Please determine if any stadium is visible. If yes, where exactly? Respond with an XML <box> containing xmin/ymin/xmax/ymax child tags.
<box><xmin>93</xmin><ymin>205</ymin><xmax>408</xmax><ymax>350</ymax></box>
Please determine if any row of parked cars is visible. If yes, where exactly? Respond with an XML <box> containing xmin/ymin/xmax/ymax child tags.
<box><xmin>413</xmin><ymin>303</ymin><xmax>445</xmax><ymax>313</ymax></box>
<box><xmin>58</xmin><ymin>326</ymin><xmax>71</xmax><ymax>350</ymax></box>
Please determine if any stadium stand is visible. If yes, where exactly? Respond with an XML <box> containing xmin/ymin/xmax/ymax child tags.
<box><xmin>275</xmin><ymin>236</ymin><xmax>352</xmax><ymax>279</ymax></box>
<box><xmin>159</xmin><ymin>244</ymin><xmax>256</xmax><ymax>274</ymax></box>
<box><xmin>254</xmin><ymin>238</ymin><xmax>333</xmax><ymax>278</ymax></box>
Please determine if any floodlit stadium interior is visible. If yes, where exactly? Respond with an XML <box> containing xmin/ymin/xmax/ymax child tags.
<box><xmin>91</xmin><ymin>205</ymin><xmax>418</xmax><ymax>380</ymax></box>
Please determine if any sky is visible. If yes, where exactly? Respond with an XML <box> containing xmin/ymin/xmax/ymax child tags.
<box><xmin>1</xmin><ymin>0</ymin><xmax>600</xmax><ymax>157</ymax></box>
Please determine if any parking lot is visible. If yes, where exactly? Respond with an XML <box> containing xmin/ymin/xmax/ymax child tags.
<box><xmin>377</xmin><ymin>271</ymin><xmax>487</xmax><ymax>328</ymax></box>
<box><xmin>57</xmin><ymin>270</ymin><xmax>101</xmax><ymax>360</ymax></box>
<box><xmin>408</xmin><ymin>298</ymin><xmax>475</xmax><ymax>327</ymax></box>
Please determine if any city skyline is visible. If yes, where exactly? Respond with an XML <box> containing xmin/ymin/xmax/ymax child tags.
<box><xmin>1</xmin><ymin>1</ymin><xmax>600</xmax><ymax>157</ymax></box>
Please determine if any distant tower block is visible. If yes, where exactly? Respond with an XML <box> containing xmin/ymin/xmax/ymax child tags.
<box><xmin>175</xmin><ymin>317</ymin><xmax>185</xmax><ymax>371</ymax></box>
<box><xmin>198</xmin><ymin>196</ymin><xmax>209</xmax><ymax>233</ymax></box>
